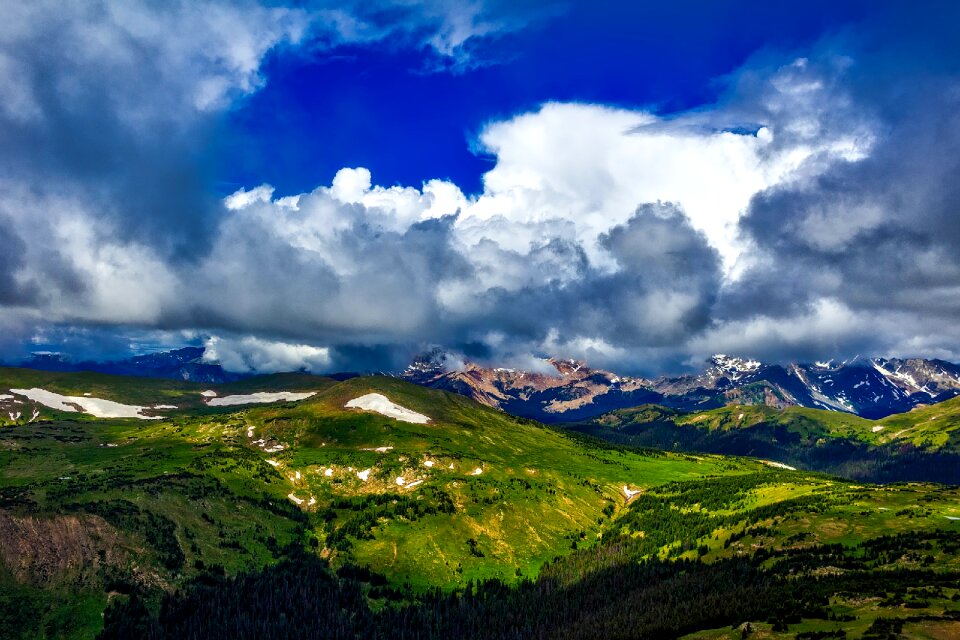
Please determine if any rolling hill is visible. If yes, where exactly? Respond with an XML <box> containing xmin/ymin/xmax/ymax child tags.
<box><xmin>1</xmin><ymin>367</ymin><xmax>958</xmax><ymax>638</ymax></box>
<box><xmin>572</xmin><ymin>396</ymin><xmax>960</xmax><ymax>483</ymax></box>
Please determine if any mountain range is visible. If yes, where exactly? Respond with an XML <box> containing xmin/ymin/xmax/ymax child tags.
<box><xmin>402</xmin><ymin>350</ymin><xmax>960</xmax><ymax>421</ymax></box>
<box><xmin>9</xmin><ymin>347</ymin><xmax>242</xmax><ymax>384</ymax></box>
<box><xmin>11</xmin><ymin>346</ymin><xmax>960</xmax><ymax>421</ymax></box>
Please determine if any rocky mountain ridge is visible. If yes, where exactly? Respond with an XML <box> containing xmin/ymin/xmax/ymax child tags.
<box><xmin>10</xmin><ymin>345</ymin><xmax>960</xmax><ymax>421</ymax></box>
<box><xmin>401</xmin><ymin>350</ymin><xmax>960</xmax><ymax>421</ymax></box>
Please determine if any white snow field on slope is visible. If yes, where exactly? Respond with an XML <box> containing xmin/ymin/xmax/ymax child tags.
<box><xmin>761</xmin><ymin>460</ymin><xmax>797</xmax><ymax>471</ymax></box>
<box><xmin>10</xmin><ymin>388</ymin><xmax>163</xmax><ymax>420</ymax></box>
<box><xmin>344</xmin><ymin>393</ymin><xmax>430</xmax><ymax>423</ymax></box>
<box><xmin>205</xmin><ymin>391</ymin><xmax>317</xmax><ymax>406</ymax></box>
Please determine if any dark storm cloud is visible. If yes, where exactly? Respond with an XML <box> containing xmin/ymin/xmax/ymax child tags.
<box><xmin>711</xmin><ymin>5</ymin><xmax>960</xmax><ymax>362</ymax></box>
<box><xmin>436</xmin><ymin>203</ymin><xmax>722</xmax><ymax>356</ymax></box>
<box><xmin>0</xmin><ymin>216</ymin><xmax>32</xmax><ymax>305</ymax></box>
<box><xmin>0</xmin><ymin>2</ymin><xmax>307</xmax><ymax>257</ymax></box>
<box><xmin>166</xmin><ymin>187</ymin><xmax>722</xmax><ymax>374</ymax></box>
<box><xmin>188</xmin><ymin>204</ymin><xmax>472</xmax><ymax>344</ymax></box>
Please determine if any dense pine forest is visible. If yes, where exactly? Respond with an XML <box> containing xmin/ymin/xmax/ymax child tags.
<box><xmin>99</xmin><ymin>528</ymin><xmax>960</xmax><ymax>639</ymax></box>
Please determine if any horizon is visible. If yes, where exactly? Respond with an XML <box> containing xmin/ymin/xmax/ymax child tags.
<box><xmin>7</xmin><ymin>343</ymin><xmax>960</xmax><ymax>380</ymax></box>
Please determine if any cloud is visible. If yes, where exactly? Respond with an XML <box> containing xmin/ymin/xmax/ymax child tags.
<box><xmin>176</xmin><ymin>173</ymin><xmax>721</xmax><ymax>373</ymax></box>
<box><xmin>202</xmin><ymin>335</ymin><xmax>331</xmax><ymax>373</ymax></box>
<box><xmin>463</xmin><ymin>97</ymin><xmax>865</xmax><ymax>275</ymax></box>
<box><xmin>710</xmin><ymin>13</ymin><xmax>960</xmax><ymax>363</ymax></box>
<box><xmin>0</xmin><ymin>0</ymin><xmax>560</xmax><ymax>369</ymax></box>
<box><xmin>0</xmin><ymin>44</ymin><xmax>895</xmax><ymax>373</ymax></box>
<box><xmin>316</xmin><ymin>0</ymin><xmax>559</xmax><ymax>72</ymax></box>
<box><xmin>5</xmin><ymin>1</ymin><xmax>960</xmax><ymax>375</ymax></box>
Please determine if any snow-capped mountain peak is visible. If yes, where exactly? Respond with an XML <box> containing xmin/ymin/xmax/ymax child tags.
<box><xmin>401</xmin><ymin>350</ymin><xmax>960</xmax><ymax>422</ymax></box>
<box><xmin>707</xmin><ymin>354</ymin><xmax>762</xmax><ymax>380</ymax></box>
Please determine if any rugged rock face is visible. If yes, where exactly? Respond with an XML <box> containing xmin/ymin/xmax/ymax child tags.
<box><xmin>0</xmin><ymin>511</ymin><xmax>126</xmax><ymax>585</ymax></box>
<box><xmin>870</xmin><ymin>357</ymin><xmax>960</xmax><ymax>396</ymax></box>
<box><xmin>402</xmin><ymin>350</ymin><xmax>659</xmax><ymax>422</ymax></box>
<box><xmin>401</xmin><ymin>351</ymin><xmax>960</xmax><ymax>422</ymax></box>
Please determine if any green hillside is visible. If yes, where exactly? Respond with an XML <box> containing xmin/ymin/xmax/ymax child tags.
<box><xmin>877</xmin><ymin>396</ymin><xmax>960</xmax><ymax>449</ymax></box>
<box><xmin>99</xmin><ymin>474</ymin><xmax>960</xmax><ymax>640</ymax></box>
<box><xmin>2</xmin><ymin>368</ymin><xmax>959</xmax><ymax>638</ymax></box>
<box><xmin>0</xmin><ymin>369</ymin><xmax>751</xmax><ymax>637</ymax></box>
<box><xmin>669</xmin><ymin>398</ymin><xmax>960</xmax><ymax>450</ymax></box>
<box><xmin>575</xmin><ymin>399</ymin><xmax>960</xmax><ymax>483</ymax></box>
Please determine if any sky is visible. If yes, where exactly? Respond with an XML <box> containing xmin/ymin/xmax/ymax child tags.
<box><xmin>2</xmin><ymin>0</ymin><xmax>960</xmax><ymax>375</ymax></box>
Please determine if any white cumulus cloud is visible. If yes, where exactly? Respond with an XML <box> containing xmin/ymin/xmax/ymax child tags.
<box><xmin>203</xmin><ymin>335</ymin><xmax>332</xmax><ymax>373</ymax></box>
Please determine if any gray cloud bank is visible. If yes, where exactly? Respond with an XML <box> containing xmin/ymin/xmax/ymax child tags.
<box><xmin>2</xmin><ymin>1</ymin><xmax>960</xmax><ymax>375</ymax></box>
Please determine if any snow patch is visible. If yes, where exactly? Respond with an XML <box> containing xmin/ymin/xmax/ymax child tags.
<box><xmin>761</xmin><ymin>460</ymin><xmax>797</xmax><ymax>471</ymax></box>
<box><xmin>623</xmin><ymin>486</ymin><xmax>640</xmax><ymax>499</ymax></box>
<box><xmin>10</xmin><ymin>388</ymin><xmax>163</xmax><ymax>420</ymax></box>
<box><xmin>406</xmin><ymin>480</ymin><xmax>424</xmax><ymax>488</ymax></box>
<box><xmin>871</xmin><ymin>426</ymin><xmax>885</xmax><ymax>433</ymax></box>
<box><xmin>470</xmin><ymin>467</ymin><xmax>483</xmax><ymax>476</ymax></box>
<box><xmin>357</xmin><ymin>468</ymin><xmax>371</xmax><ymax>481</ymax></box>
<box><xmin>396</xmin><ymin>476</ymin><xmax>406</xmax><ymax>486</ymax></box>
<box><xmin>206</xmin><ymin>391</ymin><xmax>317</xmax><ymax>406</ymax></box>
<box><xmin>201</xmin><ymin>390</ymin><xmax>218</xmax><ymax>397</ymax></box>
<box><xmin>152</xmin><ymin>404</ymin><xmax>178</xmax><ymax>409</ymax></box>
<box><xmin>0</xmin><ymin>394</ymin><xmax>13</xmax><ymax>400</ymax></box>
<box><xmin>287</xmin><ymin>493</ymin><xmax>304</xmax><ymax>505</ymax></box>
<box><xmin>344</xmin><ymin>393</ymin><xmax>430</xmax><ymax>424</ymax></box>
<box><xmin>423</xmin><ymin>460</ymin><xmax>435</xmax><ymax>468</ymax></box>
<box><xmin>324</xmin><ymin>468</ymin><xmax>333</xmax><ymax>477</ymax></box>
<box><xmin>266</xmin><ymin>460</ymin><xmax>280</xmax><ymax>467</ymax></box>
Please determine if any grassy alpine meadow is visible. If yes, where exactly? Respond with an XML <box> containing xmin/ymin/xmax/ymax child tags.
<box><xmin>239</xmin><ymin>376</ymin><xmax>758</xmax><ymax>588</ymax></box>
<box><xmin>2</xmin><ymin>368</ymin><xmax>960</xmax><ymax>638</ymax></box>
